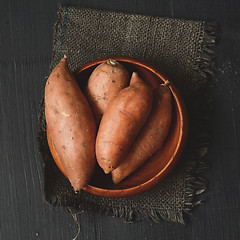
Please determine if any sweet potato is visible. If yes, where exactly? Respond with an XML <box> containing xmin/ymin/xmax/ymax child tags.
<box><xmin>85</xmin><ymin>59</ymin><xmax>130</xmax><ymax>124</ymax></box>
<box><xmin>96</xmin><ymin>72</ymin><xmax>153</xmax><ymax>174</ymax></box>
<box><xmin>46</xmin><ymin>126</ymin><xmax>67</xmax><ymax>177</ymax></box>
<box><xmin>112</xmin><ymin>81</ymin><xmax>172</xmax><ymax>184</ymax></box>
<box><xmin>45</xmin><ymin>56</ymin><xmax>96</xmax><ymax>191</ymax></box>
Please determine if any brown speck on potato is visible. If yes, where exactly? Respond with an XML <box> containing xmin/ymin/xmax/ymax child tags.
<box><xmin>129</xmin><ymin>131</ymin><xmax>134</xmax><ymax>138</ymax></box>
<box><xmin>52</xmin><ymin>72</ymin><xmax>60</xmax><ymax>78</ymax></box>
<box><xmin>65</xmin><ymin>92</ymin><xmax>70</xmax><ymax>96</ymax></box>
<box><xmin>99</xmin><ymin>70</ymin><xmax>109</xmax><ymax>74</ymax></box>
<box><xmin>65</xmin><ymin>77</ymin><xmax>71</xmax><ymax>81</ymax></box>
<box><xmin>62</xmin><ymin>146</ymin><xmax>67</xmax><ymax>150</ymax></box>
<box><xmin>82</xmin><ymin>141</ymin><xmax>88</xmax><ymax>147</ymax></box>
<box><xmin>103</xmin><ymin>165</ymin><xmax>115</xmax><ymax>174</ymax></box>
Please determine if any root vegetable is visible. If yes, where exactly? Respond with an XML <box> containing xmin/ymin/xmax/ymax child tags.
<box><xmin>112</xmin><ymin>81</ymin><xmax>172</xmax><ymax>184</ymax></box>
<box><xmin>96</xmin><ymin>72</ymin><xmax>153</xmax><ymax>174</ymax></box>
<box><xmin>45</xmin><ymin>56</ymin><xmax>96</xmax><ymax>191</ymax></box>
<box><xmin>85</xmin><ymin>59</ymin><xmax>129</xmax><ymax>124</ymax></box>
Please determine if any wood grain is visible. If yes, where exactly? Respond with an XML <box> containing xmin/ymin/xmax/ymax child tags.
<box><xmin>1</xmin><ymin>0</ymin><xmax>240</xmax><ymax>239</ymax></box>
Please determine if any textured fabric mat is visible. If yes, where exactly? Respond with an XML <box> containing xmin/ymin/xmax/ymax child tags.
<box><xmin>37</xmin><ymin>4</ymin><xmax>216</xmax><ymax>223</ymax></box>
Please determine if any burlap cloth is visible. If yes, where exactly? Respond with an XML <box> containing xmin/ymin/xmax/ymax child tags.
<box><xmin>38</xmin><ymin>4</ymin><xmax>216</xmax><ymax>223</ymax></box>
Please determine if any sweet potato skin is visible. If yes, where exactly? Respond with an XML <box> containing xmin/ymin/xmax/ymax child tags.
<box><xmin>85</xmin><ymin>59</ymin><xmax>129</xmax><ymax>124</ymax></box>
<box><xmin>45</xmin><ymin>56</ymin><xmax>96</xmax><ymax>191</ymax></box>
<box><xmin>96</xmin><ymin>72</ymin><xmax>153</xmax><ymax>174</ymax></box>
<box><xmin>46</xmin><ymin>126</ymin><xmax>67</xmax><ymax>177</ymax></box>
<box><xmin>112</xmin><ymin>82</ymin><xmax>172</xmax><ymax>184</ymax></box>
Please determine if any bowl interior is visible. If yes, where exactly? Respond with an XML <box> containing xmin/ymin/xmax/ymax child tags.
<box><xmin>73</xmin><ymin>57</ymin><xmax>187</xmax><ymax>194</ymax></box>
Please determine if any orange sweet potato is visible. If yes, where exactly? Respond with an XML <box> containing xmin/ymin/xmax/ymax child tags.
<box><xmin>46</xmin><ymin>126</ymin><xmax>67</xmax><ymax>177</ymax></box>
<box><xmin>111</xmin><ymin>81</ymin><xmax>172</xmax><ymax>184</ymax></box>
<box><xmin>96</xmin><ymin>72</ymin><xmax>153</xmax><ymax>174</ymax></box>
<box><xmin>85</xmin><ymin>59</ymin><xmax>130</xmax><ymax>124</ymax></box>
<box><xmin>45</xmin><ymin>56</ymin><xmax>96</xmax><ymax>191</ymax></box>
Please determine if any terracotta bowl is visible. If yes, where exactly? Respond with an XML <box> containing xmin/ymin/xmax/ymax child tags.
<box><xmin>47</xmin><ymin>56</ymin><xmax>188</xmax><ymax>198</ymax></box>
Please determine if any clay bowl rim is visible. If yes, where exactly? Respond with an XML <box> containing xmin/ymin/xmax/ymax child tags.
<box><xmin>73</xmin><ymin>56</ymin><xmax>188</xmax><ymax>198</ymax></box>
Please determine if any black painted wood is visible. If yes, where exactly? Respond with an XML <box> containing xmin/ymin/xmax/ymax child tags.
<box><xmin>1</xmin><ymin>0</ymin><xmax>240</xmax><ymax>239</ymax></box>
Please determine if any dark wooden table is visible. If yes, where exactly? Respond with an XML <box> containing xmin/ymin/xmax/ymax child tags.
<box><xmin>1</xmin><ymin>0</ymin><xmax>240</xmax><ymax>239</ymax></box>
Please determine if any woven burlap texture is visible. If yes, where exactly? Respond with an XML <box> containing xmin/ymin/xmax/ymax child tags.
<box><xmin>38</xmin><ymin>4</ymin><xmax>216</xmax><ymax>223</ymax></box>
